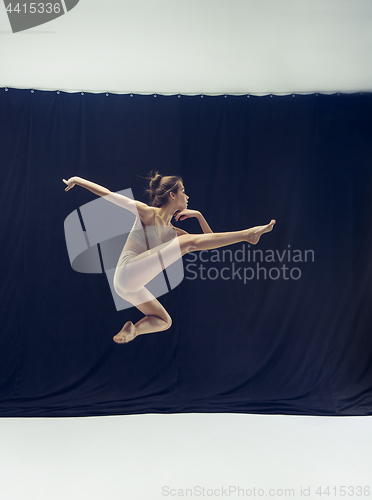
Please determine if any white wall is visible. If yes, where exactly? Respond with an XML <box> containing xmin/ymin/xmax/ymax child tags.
<box><xmin>1</xmin><ymin>0</ymin><xmax>372</xmax><ymax>94</ymax></box>
<box><xmin>1</xmin><ymin>3</ymin><xmax>371</xmax><ymax>499</ymax></box>
<box><xmin>1</xmin><ymin>414</ymin><xmax>371</xmax><ymax>500</ymax></box>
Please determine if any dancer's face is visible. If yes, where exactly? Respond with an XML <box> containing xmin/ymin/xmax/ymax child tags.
<box><xmin>173</xmin><ymin>184</ymin><xmax>189</xmax><ymax>210</ymax></box>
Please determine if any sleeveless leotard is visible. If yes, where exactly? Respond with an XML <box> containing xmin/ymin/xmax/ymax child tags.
<box><xmin>113</xmin><ymin>208</ymin><xmax>177</xmax><ymax>294</ymax></box>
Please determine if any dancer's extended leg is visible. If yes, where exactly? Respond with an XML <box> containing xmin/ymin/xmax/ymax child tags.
<box><xmin>114</xmin><ymin>219</ymin><xmax>275</xmax><ymax>342</ymax></box>
<box><xmin>123</xmin><ymin>219</ymin><xmax>276</xmax><ymax>293</ymax></box>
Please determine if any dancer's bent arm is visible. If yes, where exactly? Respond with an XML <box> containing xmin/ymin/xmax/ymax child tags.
<box><xmin>173</xmin><ymin>209</ymin><xmax>213</xmax><ymax>234</ymax></box>
<box><xmin>63</xmin><ymin>176</ymin><xmax>153</xmax><ymax>219</ymax></box>
<box><xmin>196</xmin><ymin>212</ymin><xmax>213</xmax><ymax>233</ymax></box>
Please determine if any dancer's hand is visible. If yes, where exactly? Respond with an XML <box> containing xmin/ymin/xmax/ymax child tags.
<box><xmin>63</xmin><ymin>177</ymin><xmax>77</xmax><ymax>191</ymax></box>
<box><xmin>173</xmin><ymin>209</ymin><xmax>200</xmax><ymax>222</ymax></box>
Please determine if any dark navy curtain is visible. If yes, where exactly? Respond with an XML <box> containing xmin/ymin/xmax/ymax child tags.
<box><xmin>0</xmin><ymin>88</ymin><xmax>371</xmax><ymax>416</ymax></box>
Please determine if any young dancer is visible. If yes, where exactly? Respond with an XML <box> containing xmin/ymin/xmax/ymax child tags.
<box><xmin>63</xmin><ymin>173</ymin><xmax>275</xmax><ymax>343</ymax></box>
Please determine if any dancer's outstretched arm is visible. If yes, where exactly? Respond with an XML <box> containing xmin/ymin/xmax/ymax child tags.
<box><xmin>62</xmin><ymin>176</ymin><xmax>153</xmax><ymax>219</ymax></box>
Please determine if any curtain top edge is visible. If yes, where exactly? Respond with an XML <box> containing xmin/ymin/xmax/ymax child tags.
<box><xmin>0</xmin><ymin>86</ymin><xmax>371</xmax><ymax>96</ymax></box>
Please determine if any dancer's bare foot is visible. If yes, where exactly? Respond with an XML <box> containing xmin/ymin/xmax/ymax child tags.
<box><xmin>246</xmin><ymin>220</ymin><xmax>276</xmax><ymax>245</ymax></box>
<box><xmin>113</xmin><ymin>321</ymin><xmax>137</xmax><ymax>344</ymax></box>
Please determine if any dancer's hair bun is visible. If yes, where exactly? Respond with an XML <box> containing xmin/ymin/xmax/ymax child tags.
<box><xmin>150</xmin><ymin>172</ymin><xmax>162</xmax><ymax>192</ymax></box>
<box><xmin>141</xmin><ymin>170</ymin><xmax>183</xmax><ymax>208</ymax></box>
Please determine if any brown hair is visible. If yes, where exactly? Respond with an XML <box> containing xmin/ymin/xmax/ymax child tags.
<box><xmin>142</xmin><ymin>170</ymin><xmax>183</xmax><ymax>207</ymax></box>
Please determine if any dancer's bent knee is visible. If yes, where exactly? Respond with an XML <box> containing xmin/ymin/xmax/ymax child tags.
<box><xmin>162</xmin><ymin>317</ymin><xmax>172</xmax><ymax>330</ymax></box>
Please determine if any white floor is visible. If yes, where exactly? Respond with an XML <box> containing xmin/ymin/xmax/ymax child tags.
<box><xmin>0</xmin><ymin>413</ymin><xmax>370</xmax><ymax>500</ymax></box>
